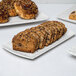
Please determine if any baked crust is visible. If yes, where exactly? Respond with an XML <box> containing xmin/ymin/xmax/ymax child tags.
<box><xmin>30</xmin><ymin>27</ymin><xmax>45</xmax><ymax>49</ymax></box>
<box><xmin>12</xmin><ymin>31</ymin><xmax>38</xmax><ymax>53</ymax></box>
<box><xmin>24</xmin><ymin>29</ymin><xmax>40</xmax><ymax>50</ymax></box>
<box><xmin>2</xmin><ymin>0</ymin><xmax>17</xmax><ymax>17</ymax></box>
<box><xmin>69</xmin><ymin>11</ymin><xmax>76</xmax><ymax>20</ymax></box>
<box><xmin>14</xmin><ymin>0</ymin><xmax>38</xmax><ymax>19</ymax></box>
<box><xmin>0</xmin><ymin>2</ymin><xmax>9</xmax><ymax>23</ymax></box>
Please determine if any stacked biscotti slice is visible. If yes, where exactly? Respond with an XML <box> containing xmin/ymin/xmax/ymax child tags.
<box><xmin>12</xmin><ymin>21</ymin><xmax>67</xmax><ymax>53</ymax></box>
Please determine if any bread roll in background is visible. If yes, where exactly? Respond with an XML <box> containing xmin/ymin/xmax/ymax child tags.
<box><xmin>14</xmin><ymin>0</ymin><xmax>38</xmax><ymax>19</ymax></box>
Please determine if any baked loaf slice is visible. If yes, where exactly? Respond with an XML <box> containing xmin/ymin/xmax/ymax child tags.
<box><xmin>2</xmin><ymin>0</ymin><xmax>17</xmax><ymax>17</ymax></box>
<box><xmin>69</xmin><ymin>11</ymin><xmax>76</xmax><ymax>20</ymax></box>
<box><xmin>12</xmin><ymin>21</ymin><xmax>67</xmax><ymax>53</ymax></box>
<box><xmin>14</xmin><ymin>0</ymin><xmax>38</xmax><ymax>19</ymax></box>
<box><xmin>0</xmin><ymin>2</ymin><xmax>9</xmax><ymax>23</ymax></box>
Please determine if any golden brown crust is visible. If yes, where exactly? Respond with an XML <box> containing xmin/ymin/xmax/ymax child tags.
<box><xmin>30</xmin><ymin>27</ymin><xmax>45</xmax><ymax>49</ymax></box>
<box><xmin>37</xmin><ymin>25</ymin><xmax>51</xmax><ymax>46</ymax></box>
<box><xmin>12</xmin><ymin>31</ymin><xmax>38</xmax><ymax>53</ymax></box>
<box><xmin>12</xmin><ymin>21</ymin><xmax>67</xmax><ymax>53</ymax></box>
<box><xmin>69</xmin><ymin>11</ymin><xmax>76</xmax><ymax>20</ymax></box>
<box><xmin>8</xmin><ymin>8</ymin><xmax>17</xmax><ymax>17</ymax></box>
<box><xmin>24</xmin><ymin>29</ymin><xmax>40</xmax><ymax>50</ymax></box>
<box><xmin>0</xmin><ymin>2</ymin><xmax>9</xmax><ymax>23</ymax></box>
<box><xmin>2</xmin><ymin>0</ymin><xmax>17</xmax><ymax>17</ymax></box>
<box><xmin>14</xmin><ymin>0</ymin><xmax>38</xmax><ymax>19</ymax></box>
<box><xmin>39</xmin><ymin>23</ymin><xmax>55</xmax><ymax>45</ymax></box>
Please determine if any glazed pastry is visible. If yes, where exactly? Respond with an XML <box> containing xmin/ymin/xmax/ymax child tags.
<box><xmin>2</xmin><ymin>0</ymin><xmax>17</xmax><ymax>17</ymax></box>
<box><xmin>14</xmin><ymin>0</ymin><xmax>38</xmax><ymax>19</ymax></box>
<box><xmin>0</xmin><ymin>2</ymin><xmax>9</xmax><ymax>23</ymax></box>
<box><xmin>12</xmin><ymin>21</ymin><xmax>67</xmax><ymax>53</ymax></box>
<box><xmin>69</xmin><ymin>11</ymin><xmax>76</xmax><ymax>20</ymax></box>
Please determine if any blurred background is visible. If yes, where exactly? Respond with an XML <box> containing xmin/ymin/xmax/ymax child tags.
<box><xmin>33</xmin><ymin>0</ymin><xmax>76</xmax><ymax>4</ymax></box>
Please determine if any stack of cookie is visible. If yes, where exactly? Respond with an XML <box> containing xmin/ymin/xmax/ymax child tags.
<box><xmin>12</xmin><ymin>21</ymin><xmax>67</xmax><ymax>53</ymax></box>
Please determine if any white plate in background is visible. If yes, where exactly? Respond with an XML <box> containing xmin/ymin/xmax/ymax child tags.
<box><xmin>57</xmin><ymin>5</ymin><xmax>76</xmax><ymax>24</ymax></box>
<box><xmin>67</xmin><ymin>46</ymin><xmax>76</xmax><ymax>56</ymax></box>
<box><xmin>2</xmin><ymin>30</ymin><xmax>75</xmax><ymax>60</ymax></box>
<box><xmin>0</xmin><ymin>12</ymin><xmax>49</xmax><ymax>27</ymax></box>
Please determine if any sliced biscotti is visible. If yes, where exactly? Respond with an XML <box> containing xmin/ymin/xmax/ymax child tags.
<box><xmin>36</xmin><ymin>26</ymin><xmax>48</xmax><ymax>45</ymax></box>
<box><xmin>12</xmin><ymin>21</ymin><xmax>67</xmax><ymax>53</ymax></box>
<box><xmin>24</xmin><ymin>29</ymin><xmax>40</xmax><ymax>50</ymax></box>
<box><xmin>37</xmin><ymin>25</ymin><xmax>53</xmax><ymax>46</ymax></box>
<box><xmin>40</xmin><ymin>21</ymin><xmax>67</xmax><ymax>44</ymax></box>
